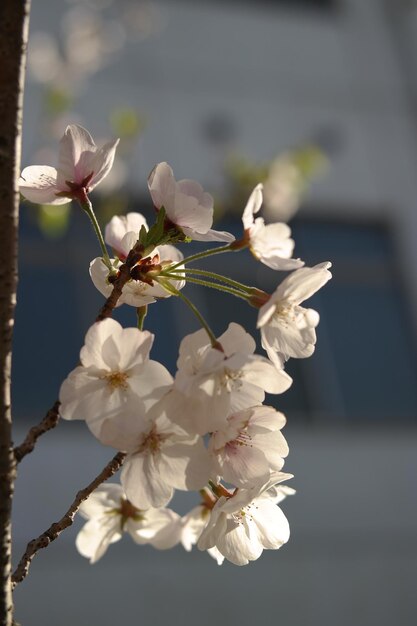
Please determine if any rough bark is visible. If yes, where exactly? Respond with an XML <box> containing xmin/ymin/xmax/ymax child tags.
<box><xmin>0</xmin><ymin>1</ymin><xmax>31</xmax><ymax>624</ymax></box>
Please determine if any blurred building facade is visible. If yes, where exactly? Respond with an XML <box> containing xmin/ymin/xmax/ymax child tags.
<box><xmin>13</xmin><ymin>1</ymin><xmax>417</xmax><ymax>625</ymax></box>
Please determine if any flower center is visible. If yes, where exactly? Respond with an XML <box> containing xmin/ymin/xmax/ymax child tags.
<box><xmin>137</xmin><ymin>426</ymin><xmax>166</xmax><ymax>455</ymax></box>
<box><xmin>116</xmin><ymin>497</ymin><xmax>144</xmax><ymax>529</ymax></box>
<box><xmin>227</xmin><ymin>431</ymin><xmax>253</xmax><ymax>451</ymax></box>
<box><xmin>104</xmin><ymin>371</ymin><xmax>129</xmax><ymax>390</ymax></box>
<box><xmin>220</xmin><ymin>367</ymin><xmax>243</xmax><ymax>390</ymax></box>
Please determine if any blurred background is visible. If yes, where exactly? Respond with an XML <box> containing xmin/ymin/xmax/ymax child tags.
<box><xmin>12</xmin><ymin>0</ymin><xmax>417</xmax><ymax>624</ymax></box>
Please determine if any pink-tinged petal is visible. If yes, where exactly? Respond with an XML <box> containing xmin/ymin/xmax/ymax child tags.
<box><xmin>242</xmin><ymin>184</ymin><xmax>263</xmax><ymax>230</ymax></box>
<box><xmin>276</xmin><ymin>262</ymin><xmax>332</xmax><ymax>304</ymax></box>
<box><xmin>218</xmin><ymin>443</ymin><xmax>269</xmax><ymax>488</ymax></box>
<box><xmin>121</xmin><ymin>453</ymin><xmax>174</xmax><ymax>509</ymax></box>
<box><xmin>57</xmin><ymin>124</ymin><xmax>96</xmax><ymax>185</ymax></box>
<box><xmin>183</xmin><ymin>227</ymin><xmax>235</xmax><ymax>242</ymax></box>
<box><xmin>19</xmin><ymin>166</ymin><xmax>69</xmax><ymax>205</ymax></box>
<box><xmin>89</xmin><ymin>138</ymin><xmax>120</xmax><ymax>190</ymax></box>
<box><xmin>176</xmin><ymin>179</ymin><xmax>213</xmax><ymax>211</ymax></box>
<box><xmin>252</xmin><ymin>500</ymin><xmax>290</xmax><ymax>549</ymax></box>
<box><xmin>78</xmin><ymin>484</ymin><xmax>123</xmax><ymax>520</ymax></box>
<box><xmin>75</xmin><ymin>517</ymin><xmax>122</xmax><ymax>563</ymax></box>
<box><xmin>147</xmin><ymin>162</ymin><xmax>176</xmax><ymax>209</ymax></box>
<box><xmin>57</xmin><ymin>124</ymin><xmax>119</xmax><ymax>189</ymax></box>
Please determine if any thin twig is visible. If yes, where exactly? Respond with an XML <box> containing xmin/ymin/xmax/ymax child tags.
<box><xmin>11</xmin><ymin>451</ymin><xmax>126</xmax><ymax>587</ymax></box>
<box><xmin>13</xmin><ymin>401</ymin><xmax>60</xmax><ymax>463</ymax></box>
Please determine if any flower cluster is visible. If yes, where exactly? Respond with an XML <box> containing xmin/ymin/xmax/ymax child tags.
<box><xmin>21</xmin><ymin>125</ymin><xmax>332</xmax><ymax>566</ymax></box>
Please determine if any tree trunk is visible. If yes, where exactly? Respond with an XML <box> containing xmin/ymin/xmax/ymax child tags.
<box><xmin>0</xmin><ymin>2</ymin><xmax>31</xmax><ymax>624</ymax></box>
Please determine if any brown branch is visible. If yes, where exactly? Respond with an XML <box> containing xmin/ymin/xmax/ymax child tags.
<box><xmin>13</xmin><ymin>402</ymin><xmax>60</xmax><ymax>463</ymax></box>
<box><xmin>0</xmin><ymin>0</ymin><xmax>31</xmax><ymax>624</ymax></box>
<box><xmin>11</xmin><ymin>451</ymin><xmax>126</xmax><ymax>587</ymax></box>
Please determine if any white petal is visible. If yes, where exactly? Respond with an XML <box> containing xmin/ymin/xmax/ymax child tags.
<box><xmin>252</xmin><ymin>500</ymin><xmax>290</xmax><ymax>549</ymax></box>
<box><xmin>218</xmin><ymin>444</ymin><xmax>270</xmax><ymax>488</ymax></box>
<box><xmin>75</xmin><ymin>517</ymin><xmax>122</xmax><ymax>563</ymax></box>
<box><xmin>80</xmin><ymin>319</ymin><xmax>124</xmax><ymax>370</ymax></box>
<box><xmin>19</xmin><ymin>166</ymin><xmax>68</xmax><ymax>205</ymax></box>
<box><xmin>218</xmin><ymin>323</ymin><xmax>256</xmax><ymax>356</ymax></box>
<box><xmin>57</xmin><ymin>124</ymin><xmax>96</xmax><ymax>185</ymax></box>
<box><xmin>89</xmin><ymin>139</ymin><xmax>120</xmax><ymax>190</ymax></box>
<box><xmin>242</xmin><ymin>184</ymin><xmax>263</xmax><ymax>230</ymax></box>
<box><xmin>121</xmin><ymin>453</ymin><xmax>174</xmax><ymax>509</ymax></box>
<box><xmin>105</xmin><ymin>212</ymin><xmax>148</xmax><ymax>257</ymax></box>
<box><xmin>89</xmin><ymin>257</ymin><xmax>115</xmax><ymax>301</ymax></box>
<box><xmin>159</xmin><ymin>439</ymin><xmax>210</xmax><ymax>491</ymax></box>
<box><xmin>147</xmin><ymin>162</ymin><xmax>176</xmax><ymax>209</ymax></box>
<box><xmin>276</xmin><ymin>262</ymin><xmax>332</xmax><ymax>304</ymax></box>
<box><xmin>128</xmin><ymin>507</ymin><xmax>181</xmax><ymax>549</ymax></box>
<box><xmin>241</xmin><ymin>356</ymin><xmax>292</xmax><ymax>394</ymax></box>
<box><xmin>184</xmin><ymin>228</ymin><xmax>235</xmax><ymax>243</ymax></box>
<box><xmin>78</xmin><ymin>484</ymin><xmax>123</xmax><ymax>520</ymax></box>
<box><xmin>217</xmin><ymin>518</ymin><xmax>263</xmax><ymax>565</ymax></box>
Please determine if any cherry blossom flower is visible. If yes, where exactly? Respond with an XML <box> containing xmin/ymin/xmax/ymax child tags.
<box><xmin>90</xmin><ymin>210</ymin><xmax>186</xmax><ymax>307</ymax></box>
<box><xmin>168</xmin><ymin>323</ymin><xmax>292</xmax><ymax>435</ymax></box>
<box><xmin>208</xmin><ymin>405</ymin><xmax>289</xmax><ymax>488</ymax></box>
<box><xmin>19</xmin><ymin>124</ymin><xmax>119</xmax><ymax>205</ymax></box>
<box><xmin>113</xmin><ymin>396</ymin><xmax>210</xmax><ymax>510</ymax></box>
<box><xmin>148</xmin><ymin>162</ymin><xmax>234</xmax><ymax>242</ymax></box>
<box><xmin>59</xmin><ymin>318</ymin><xmax>172</xmax><ymax>443</ymax></box>
<box><xmin>89</xmin><ymin>242</ymin><xmax>185</xmax><ymax>307</ymax></box>
<box><xmin>76</xmin><ymin>483</ymin><xmax>181</xmax><ymax>563</ymax></box>
<box><xmin>257</xmin><ymin>262</ymin><xmax>332</xmax><ymax>363</ymax></box>
<box><xmin>197</xmin><ymin>473</ymin><xmax>293</xmax><ymax>566</ymax></box>
<box><xmin>241</xmin><ymin>184</ymin><xmax>304</xmax><ymax>270</ymax></box>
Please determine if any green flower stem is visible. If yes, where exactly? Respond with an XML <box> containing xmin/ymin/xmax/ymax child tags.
<box><xmin>136</xmin><ymin>306</ymin><xmax>148</xmax><ymax>330</ymax></box>
<box><xmin>168</xmin><ymin>243</ymin><xmax>233</xmax><ymax>272</ymax></box>
<box><xmin>167</xmin><ymin>267</ymin><xmax>254</xmax><ymax>293</ymax></box>
<box><xmin>77</xmin><ymin>192</ymin><xmax>112</xmax><ymax>269</ymax></box>
<box><xmin>164</xmin><ymin>273</ymin><xmax>251</xmax><ymax>301</ymax></box>
<box><xmin>158</xmin><ymin>279</ymin><xmax>219</xmax><ymax>347</ymax></box>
